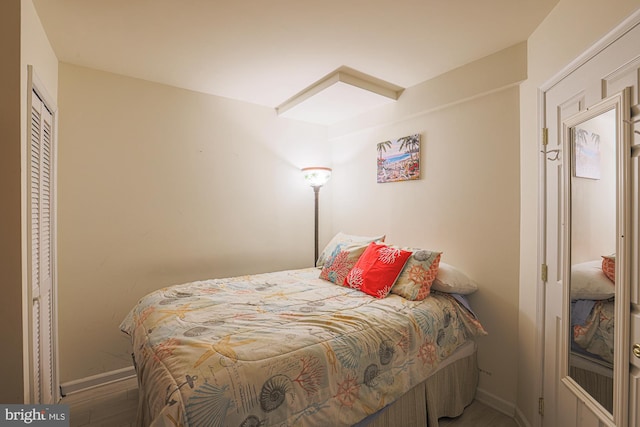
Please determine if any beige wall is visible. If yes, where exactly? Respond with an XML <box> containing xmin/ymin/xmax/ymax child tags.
<box><xmin>328</xmin><ymin>45</ymin><xmax>524</xmax><ymax>407</ymax></box>
<box><xmin>56</xmin><ymin>64</ymin><xmax>330</xmax><ymax>382</ymax></box>
<box><xmin>0</xmin><ymin>0</ymin><xmax>25</xmax><ymax>403</ymax></box>
<box><xmin>518</xmin><ymin>1</ymin><xmax>640</xmax><ymax>423</ymax></box>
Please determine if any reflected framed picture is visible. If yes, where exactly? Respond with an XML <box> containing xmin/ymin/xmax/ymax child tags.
<box><xmin>573</xmin><ymin>128</ymin><xmax>601</xmax><ymax>179</ymax></box>
<box><xmin>376</xmin><ymin>134</ymin><xmax>421</xmax><ymax>183</ymax></box>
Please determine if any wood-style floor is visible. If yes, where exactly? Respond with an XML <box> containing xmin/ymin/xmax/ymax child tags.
<box><xmin>438</xmin><ymin>401</ymin><xmax>518</xmax><ymax>427</ymax></box>
<box><xmin>61</xmin><ymin>378</ymin><xmax>518</xmax><ymax>427</ymax></box>
<box><xmin>62</xmin><ymin>377</ymin><xmax>138</xmax><ymax>427</ymax></box>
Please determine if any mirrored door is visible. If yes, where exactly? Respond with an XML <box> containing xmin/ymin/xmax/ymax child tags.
<box><xmin>561</xmin><ymin>89</ymin><xmax>631</xmax><ymax>425</ymax></box>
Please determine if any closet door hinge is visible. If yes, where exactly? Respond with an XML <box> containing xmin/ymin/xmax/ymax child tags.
<box><xmin>538</xmin><ymin>397</ymin><xmax>544</xmax><ymax>416</ymax></box>
<box><xmin>542</xmin><ymin>127</ymin><xmax>548</xmax><ymax>146</ymax></box>
<box><xmin>541</xmin><ymin>264</ymin><xmax>548</xmax><ymax>282</ymax></box>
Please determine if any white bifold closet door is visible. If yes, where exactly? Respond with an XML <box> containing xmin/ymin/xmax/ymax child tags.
<box><xmin>29</xmin><ymin>89</ymin><xmax>56</xmax><ymax>404</ymax></box>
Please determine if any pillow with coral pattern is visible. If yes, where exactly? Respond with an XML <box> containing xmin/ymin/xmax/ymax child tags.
<box><xmin>316</xmin><ymin>232</ymin><xmax>385</xmax><ymax>267</ymax></box>
<box><xmin>345</xmin><ymin>242</ymin><xmax>412</xmax><ymax>298</ymax></box>
<box><xmin>391</xmin><ymin>249</ymin><xmax>442</xmax><ymax>301</ymax></box>
<box><xmin>319</xmin><ymin>243</ymin><xmax>369</xmax><ymax>286</ymax></box>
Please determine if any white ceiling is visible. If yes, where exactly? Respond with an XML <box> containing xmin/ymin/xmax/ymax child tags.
<box><xmin>33</xmin><ymin>0</ymin><xmax>558</xmax><ymax>123</ymax></box>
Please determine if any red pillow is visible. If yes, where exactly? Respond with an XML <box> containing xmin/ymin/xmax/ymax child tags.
<box><xmin>345</xmin><ymin>242</ymin><xmax>412</xmax><ymax>298</ymax></box>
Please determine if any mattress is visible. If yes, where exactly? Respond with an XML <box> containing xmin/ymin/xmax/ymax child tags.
<box><xmin>120</xmin><ymin>267</ymin><xmax>487</xmax><ymax>426</ymax></box>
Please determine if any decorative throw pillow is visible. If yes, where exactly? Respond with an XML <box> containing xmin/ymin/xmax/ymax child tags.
<box><xmin>316</xmin><ymin>232</ymin><xmax>385</xmax><ymax>268</ymax></box>
<box><xmin>431</xmin><ymin>262</ymin><xmax>479</xmax><ymax>295</ymax></box>
<box><xmin>345</xmin><ymin>242</ymin><xmax>412</xmax><ymax>299</ymax></box>
<box><xmin>319</xmin><ymin>243</ymin><xmax>369</xmax><ymax>286</ymax></box>
<box><xmin>391</xmin><ymin>249</ymin><xmax>442</xmax><ymax>301</ymax></box>
<box><xmin>602</xmin><ymin>254</ymin><xmax>615</xmax><ymax>283</ymax></box>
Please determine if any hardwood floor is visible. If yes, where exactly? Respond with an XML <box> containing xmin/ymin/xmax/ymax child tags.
<box><xmin>61</xmin><ymin>378</ymin><xmax>518</xmax><ymax>427</ymax></box>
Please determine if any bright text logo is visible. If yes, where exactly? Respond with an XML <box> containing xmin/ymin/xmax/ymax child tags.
<box><xmin>0</xmin><ymin>405</ymin><xmax>68</xmax><ymax>427</ymax></box>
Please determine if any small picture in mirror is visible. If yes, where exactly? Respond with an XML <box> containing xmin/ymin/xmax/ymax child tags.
<box><xmin>573</xmin><ymin>128</ymin><xmax>601</xmax><ymax>179</ymax></box>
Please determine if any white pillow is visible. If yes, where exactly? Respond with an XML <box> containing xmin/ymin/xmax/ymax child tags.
<box><xmin>431</xmin><ymin>262</ymin><xmax>478</xmax><ymax>295</ymax></box>
<box><xmin>316</xmin><ymin>232</ymin><xmax>385</xmax><ymax>267</ymax></box>
<box><xmin>571</xmin><ymin>260</ymin><xmax>615</xmax><ymax>300</ymax></box>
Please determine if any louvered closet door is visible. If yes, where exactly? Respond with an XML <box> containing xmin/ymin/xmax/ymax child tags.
<box><xmin>29</xmin><ymin>90</ymin><xmax>55</xmax><ymax>405</ymax></box>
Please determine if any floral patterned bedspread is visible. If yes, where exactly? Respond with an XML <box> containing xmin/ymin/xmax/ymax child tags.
<box><xmin>120</xmin><ymin>268</ymin><xmax>487</xmax><ymax>427</ymax></box>
<box><xmin>573</xmin><ymin>299</ymin><xmax>615</xmax><ymax>364</ymax></box>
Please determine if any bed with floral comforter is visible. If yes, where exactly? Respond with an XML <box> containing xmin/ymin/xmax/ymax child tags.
<box><xmin>572</xmin><ymin>299</ymin><xmax>615</xmax><ymax>364</ymax></box>
<box><xmin>120</xmin><ymin>267</ymin><xmax>486</xmax><ymax>427</ymax></box>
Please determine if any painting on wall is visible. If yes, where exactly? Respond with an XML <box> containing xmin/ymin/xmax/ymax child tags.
<box><xmin>573</xmin><ymin>128</ymin><xmax>601</xmax><ymax>179</ymax></box>
<box><xmin>376</xmin><ymin>134</ymin><xmax>421</xmax><ymax>183</ymax></box>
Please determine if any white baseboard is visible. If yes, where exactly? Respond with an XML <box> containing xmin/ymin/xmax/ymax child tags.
<box><xmin>475</xmin><ymin>388</ymin><xmax>534</xmax><ymax>427</ymax></box>
<box><xmin>513</xmin><ymin>405</ymin><xmax>532</xmax><ymax>427</ymax></box>
<box><xmin>476</xmin><ymin>387</ymin><xmax>517</xmax><ymax>418</ymax></box>
<box><xmin>60</xmin><ymin>366</ymin><xmax>136</xmax><ymax>396</ymax></box>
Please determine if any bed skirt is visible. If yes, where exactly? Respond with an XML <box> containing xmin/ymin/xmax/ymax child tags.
<box><xmin>569</xmin><ymin>352</ymin><xmax>613</xmax><ymax>413</ymax></box>
<box><xmin>357</xmin><ymin>341</ymin><xmax>478</xmax><ymax>427</ymax></box>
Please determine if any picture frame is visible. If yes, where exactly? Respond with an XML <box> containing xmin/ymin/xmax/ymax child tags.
<box><xmin>376</xmin><ymin>134</ymin><xmax>421</xmax><ymax>183</ymax></box>
<box><xmin>573</xmin><ymin>128</ymin><xmax>601</xmax><ymax>180</ymax></box>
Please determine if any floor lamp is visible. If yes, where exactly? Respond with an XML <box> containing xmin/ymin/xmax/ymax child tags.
<box><xmin>301</xmin><ymin>167</ymin><xmax>332</xmax><ymax>266</ymax></box>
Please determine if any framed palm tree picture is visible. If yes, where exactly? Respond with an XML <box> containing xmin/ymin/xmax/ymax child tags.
<box><xmin>376</xmin><ymin>134</ymin><xmax>421</xmax><ymax>183</ymax></box>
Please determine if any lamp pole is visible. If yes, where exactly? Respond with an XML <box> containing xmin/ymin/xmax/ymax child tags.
<box><xmin>313</xmin><ymin>185</ymin><xmax>320</xmax><ymax>265</ymax></box>
<box><xmin>301</xmin><ymin>166</ymin><xmax>331</xmax><ymax>266</ymax></box>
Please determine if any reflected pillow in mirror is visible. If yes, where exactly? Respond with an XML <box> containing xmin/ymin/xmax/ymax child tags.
<box><xmin>571</xmin><ymin>260</ymin><xmax>615</xmax><ymax>300</ymax></box>
<box><xmin>601</xmin><ymin>254</ymin><xmax>615</xmax><ymax>283</ymax></box>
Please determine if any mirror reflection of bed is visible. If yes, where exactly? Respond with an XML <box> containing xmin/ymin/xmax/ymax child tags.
<box><xmin>570</xmin><ymin>259</ymin><xmax>615</xmax><ymax>412</ymax></box>
<box><xmin>569</xmin><ymin>108</ymin><xmax>616</xmax><ymax>413</ymax></box>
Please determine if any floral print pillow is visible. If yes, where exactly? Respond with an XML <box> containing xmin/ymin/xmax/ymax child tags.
<box><xmin>319</xmin><ymin>243</ymin><xmax>369</xmax><ymax>285</ymax></box>
<box><xmin>391</xmin><ymin>249</ymin><xmax>442</xmax><ymax>301</ymax></box>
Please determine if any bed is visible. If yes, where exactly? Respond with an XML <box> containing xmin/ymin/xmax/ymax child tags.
<box><xmin>570</xmin><ymin>258</ymin><xmax>615</xmax><ymax>364</ymax></box>
<box><xmin>121</xmin><ymin>237</ymin><xmax>487</xmax><ymax>427</ymax></box>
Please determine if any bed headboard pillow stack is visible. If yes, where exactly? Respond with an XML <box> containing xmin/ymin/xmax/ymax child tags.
<box><xmin>318</xmin><ymin>232</ymin><xmax>478</xmax><ymax>300</ymax></box>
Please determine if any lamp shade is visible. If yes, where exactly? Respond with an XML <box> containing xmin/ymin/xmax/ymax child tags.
<box><xmin>301</xmin><ymin>167</ymin><xmax>332</xmax><ymax>187</ymax></box>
